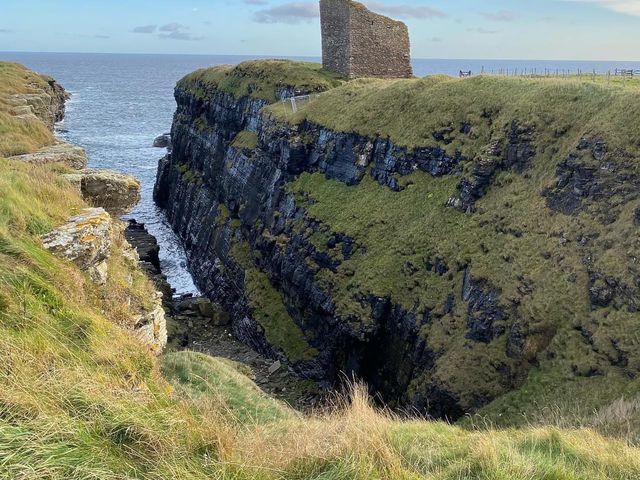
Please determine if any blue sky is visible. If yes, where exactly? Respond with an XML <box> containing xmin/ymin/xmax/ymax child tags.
<box><xmin>0</xmin><ymin>0</ymin><xmax>639</xmax><ymax>60</ymax></box>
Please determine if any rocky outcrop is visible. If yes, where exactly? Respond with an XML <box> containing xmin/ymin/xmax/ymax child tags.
<box><xmin>133</xmin><ymin>292</ymin><xmax>168</xmax><ymax>354</ymax></box>
<box><xmin>42</xmin><ymin>208</ymin><xmax>167</xmax><ymax>352</ymax></box>
<box><xmin>63</xmin><ymin>169</ymin><xmax>141</xmax><ymax>217</ymax></box>
<box><xmin>153</xmin><ymin>133</ymin><xmax>172</xmax><ymax>149</ymax></box>
<box><xmin>42</xmin><ymin>208</ymin><xmax>114</xmax><ymax>284</ymax></box>
<box><xmin>9</xmin><ymin>142</ymin><xmax>88</xmax><ymax>169</ymax></box>
<box><xmin>124</xmin><ymin>220</ymin><xmax>173</xmax><ymax>306</ymax></box>
<box><xmin>8</xmin><ymin>75</ymin><xmax>68</xmax><ymax>129</ymax></box>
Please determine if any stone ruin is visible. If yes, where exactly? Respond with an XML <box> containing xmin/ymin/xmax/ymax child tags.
<box><xmin>320</xmin><ymin>0</ymin><xmax>413</xmax><ymax>79</ymax></box>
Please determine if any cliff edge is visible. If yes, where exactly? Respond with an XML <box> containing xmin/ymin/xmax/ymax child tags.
<box><xmin>155</xmin><ymin>60</ymin><xmax>640</xmax><ymax>423</ymax></box>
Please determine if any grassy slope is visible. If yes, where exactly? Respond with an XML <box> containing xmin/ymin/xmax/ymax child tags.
<box><xmin>6</xmin><ymin>162</ymin><xmax>640</xmax><ymax>479</ymax></box>
<box><xmin>0</xmin><ymin>62</ymin><xmax>56</xmax><ymax>156</ymax></box>
<box><xmin>3</xmin><ymin>61</ymin><xmax>640</xmax><ymax>478</ymax></box>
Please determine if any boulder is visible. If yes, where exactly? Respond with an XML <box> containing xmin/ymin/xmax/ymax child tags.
<box><xmin>63</xmin><ymin>169</ymin><xmax>141</xmax><ymax>217</ymax></box>
<box><xmin>9</xmin><ymin>142</ymin><xmax>87</xmax><ymax>170</ymax></box>
<box><xmin>41</xmin><ymin>208</ymin><xmax>113</xmax><ymax>284</ymax></box>
<box><xmin>174</xmin><ymin>296</ymin><xmax>230</xmax><ymax>326</ymax></box>
<box><xmin>153</xmin><ymin>133</ymin><xmax>171</xmax><ymax>149</ymax></box>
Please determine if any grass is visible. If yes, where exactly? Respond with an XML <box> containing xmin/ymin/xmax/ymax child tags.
<box><xmin>245</xmin><ymin>267</ymin><xmax>318</xmax><ymax>362</ymax></box>
<box><xmin>231</xmin><ymin>130</ymin><xmax>259</xmax><ymax>150</ymax></box>
<box><xmin>162</xmin><ymin>351</ymin><xmax>292</xmax><ymax>424</ymax></box>
<box><xmin>0</xmin><ymin>158</ymin><xmax>639</xmax><ymax>480</ymax></box>
<box><xmin>3</xmin><ymin>60</ymin><xmax>640</xmax><ymax>478</ymax></box>
<box><xmin>178</xmin><ymin>59</ymin><xmax>345</xmax><ymax>103</ymax></box>
<box><xmin>267</xmin><ymin>74</ymin><xmax>640</xmax><ymax>153</ymax></box>
<box><xmin>0</xmin><ymin>61</ymin><xmax>56</xmax><ymax>156</ymax></box>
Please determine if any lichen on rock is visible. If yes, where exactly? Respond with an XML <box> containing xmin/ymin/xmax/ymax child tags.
<box><xmin>63</xmin><ymin>169</ymin><xmax>141</xmax><ymax>217</ymax></box>
<box><xmin>41</xmin><ymin>207</ymin><xmax>114</xmax><ymax>284</ymax></box>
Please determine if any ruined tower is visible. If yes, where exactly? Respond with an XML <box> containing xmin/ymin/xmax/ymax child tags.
<box><xmin>320</xmin><ymin>0</ymin><xmax>413</xmax><ymax>79</ymax></box>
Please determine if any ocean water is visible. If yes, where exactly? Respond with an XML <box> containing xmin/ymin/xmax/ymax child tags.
<box><xmin>2</xmin><ymin>52</ymin><xmax>638</xmax><ymax>293</ymax></box>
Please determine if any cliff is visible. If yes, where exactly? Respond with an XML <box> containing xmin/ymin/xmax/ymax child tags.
<box><xmin>155</xmin><ymin>60</ymin><xmax>640</xmax><ymax>422</ymax></box>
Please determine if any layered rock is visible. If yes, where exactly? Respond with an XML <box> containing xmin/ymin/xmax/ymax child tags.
<box><xmin>7</xmin><ymin>75</ymin><xmax>68</xmax><ymax>129</ymax></box>
<box><xmin>124</xmin><ymin>220</ymin><xmax>173</xmax><ymax>306</ymax></box>
<box><xmin>63</xmin><ymin>169</ymin><xmax>141</xmax><ymax>217</ymax></box>
<box><xmin>155</xmin><ymin>65</ymin><xmax>640</xmax><ymax>419</ymax></box>
<box><xmin>154</xmin><ymin>81</ymin><xmax>480</xmax><ymax>414</ymax></box>
<box><xmin>42</xmin><ymin>208</ymin><xmax>114</xmax><ymax>284</ymax></box>
<box><xmin>9</xmin><ymin>142</ymin><xmax>88</xmax><ymax>169</ymax></box>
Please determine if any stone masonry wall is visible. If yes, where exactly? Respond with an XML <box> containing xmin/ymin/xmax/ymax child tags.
<box><xmin>320</xmin><ymin>0</ymin><xmax>351</xmax><ymax>76</ymax></box>
<box><xmin>320</xmin><ymin>0</ymin><xmax>413</xmax><ymax>79</ymax></box>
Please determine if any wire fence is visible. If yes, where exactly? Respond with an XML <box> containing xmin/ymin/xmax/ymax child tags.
<box><xmin>460</xmin><ymin>67</ymin><xmax>640</xmax><ymax>82</ymax></box>
<box><xmin>280</xmin><ymin>93</ymin><xmax>322</xmax><ymax>114</ymax></box>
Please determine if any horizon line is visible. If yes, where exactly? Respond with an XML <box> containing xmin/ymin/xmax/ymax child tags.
<box><xmin>1</xmin><ymin>50</ymin><xmax>639</xmax><ymax>64</ymax></box>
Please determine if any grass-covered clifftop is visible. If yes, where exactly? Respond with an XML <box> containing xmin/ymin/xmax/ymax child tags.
<box><xmin>179</xmin><ymin>59</ymin><xmax>344</xmax><ymax>102</ymax></box>
<box><xmin>4</xmin><ymin>60</ymin><xmax>640</xmax><ymax>478</ymax></box>
<box><xmin>281</xmin><ymin>72</ymin><xmax>640</xmax><ymax>425</ymax></box>
<box><xmin>173</xmin><ymin>60</ymin><xmax>640</xmax><ymax>429</ymax></box>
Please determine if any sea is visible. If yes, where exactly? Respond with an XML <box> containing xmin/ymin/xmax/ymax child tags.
<box><xmin>2</xmin><ymin>52</ymin><xmax>638</xmax><ymax>294</ymax></box>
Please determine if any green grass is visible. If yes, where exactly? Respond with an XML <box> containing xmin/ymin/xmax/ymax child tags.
<box><xmin>162</xmin><ymin>351</ymin><xmax>292</xmax><ymax>424</ymax></box>
<box><xmin>178</xmin><ymin>60</ymin><xmax>345</xmax><ymax>103</ymax></box>
<box><xmin>231</xmin><ymin>130</ymin><xmax>259</xmax><ymax>150</ymax></box>
<box><xmin>245</xmin><ymin>265</ymin><xmax>318</xmax><ymax>363</ymax></box>
<box><xmin>267</xmin><ymin>74</ymin><xmax>640</xmax><ymax>153</ymax></box>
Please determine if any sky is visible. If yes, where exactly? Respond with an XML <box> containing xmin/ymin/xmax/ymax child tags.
<box><xmin>0</xmin><ymin>0</ymin><xmax>639</xmax><ymax>60</ymax></box>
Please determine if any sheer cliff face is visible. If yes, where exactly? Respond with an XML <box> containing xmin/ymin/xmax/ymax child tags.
<box><xmin>155</xmin><ymin>65</ymin><xmax>640</xmax><ymax>420</ymax></box>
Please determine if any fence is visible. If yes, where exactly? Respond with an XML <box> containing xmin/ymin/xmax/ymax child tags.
<box><xmin>614</xmin><ymin>69</ymin><xmax>640</xmax><ymax>77</ymax></box>
<box><xmin>281</xmin><ymin>93</ymin><xmax>321</xmax><ymax>114</ymax></box>
<box><xmin>453</xmin><ymin>66</ymin><xmax>640</xmax><ymax>84</ymax></box>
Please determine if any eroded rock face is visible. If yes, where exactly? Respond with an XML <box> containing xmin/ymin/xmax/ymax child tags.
<box><xmin>42</xmin><ymin>209</ymin><xmax>168</xmax><ymax>353</ymax></box>
<box><xmin>63</xmin><ymin>169</ymin><xmax>141</xmax><ymax>217</ymax></box>
<box><xmin>153</xmin><ymin>85</ymin><xmax>509</xmax><ymax>416</ymax></box>
<box><xmin>134</xmin><ymin>292</ymin><xmax>168</xmax><ymax>354</ymax></box>
<box><xmin>42</xmin><ymin>208</ymin><xmax>113</xmax><ymax>284</ymax></box>
<box><xmin>9</xmin><ymin>142</ymin><xmax>88</xmax><ymax>169</ymax></box>
<box><xmin>8</xmin><ymin>75</ymin><xmax>68</xmax><ymax>129</ymax></box>
<box><xmin>154</xmin><ymin>77</ymin><xmax>640</xmax><ymax>420</ymax></box>
<box><xmin>124</xmin><ymin>220</ymin><xmax>173</xmax><ymax>307</ymax></box>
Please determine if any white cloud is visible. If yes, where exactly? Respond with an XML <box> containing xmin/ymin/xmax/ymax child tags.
<box><xmin>363</xmin><ymin>1</ymin><xmax>446</xmax><ymax>19</ymax></box>
<box><xmin>253</xmin><ymin>2</ymin><xmax>319</xmax><ymax>24</ymax></box>
<box><xmin>563</xmin><ymin>0</ymin><xmax>640</xmax><ymax>16</ymax></box>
